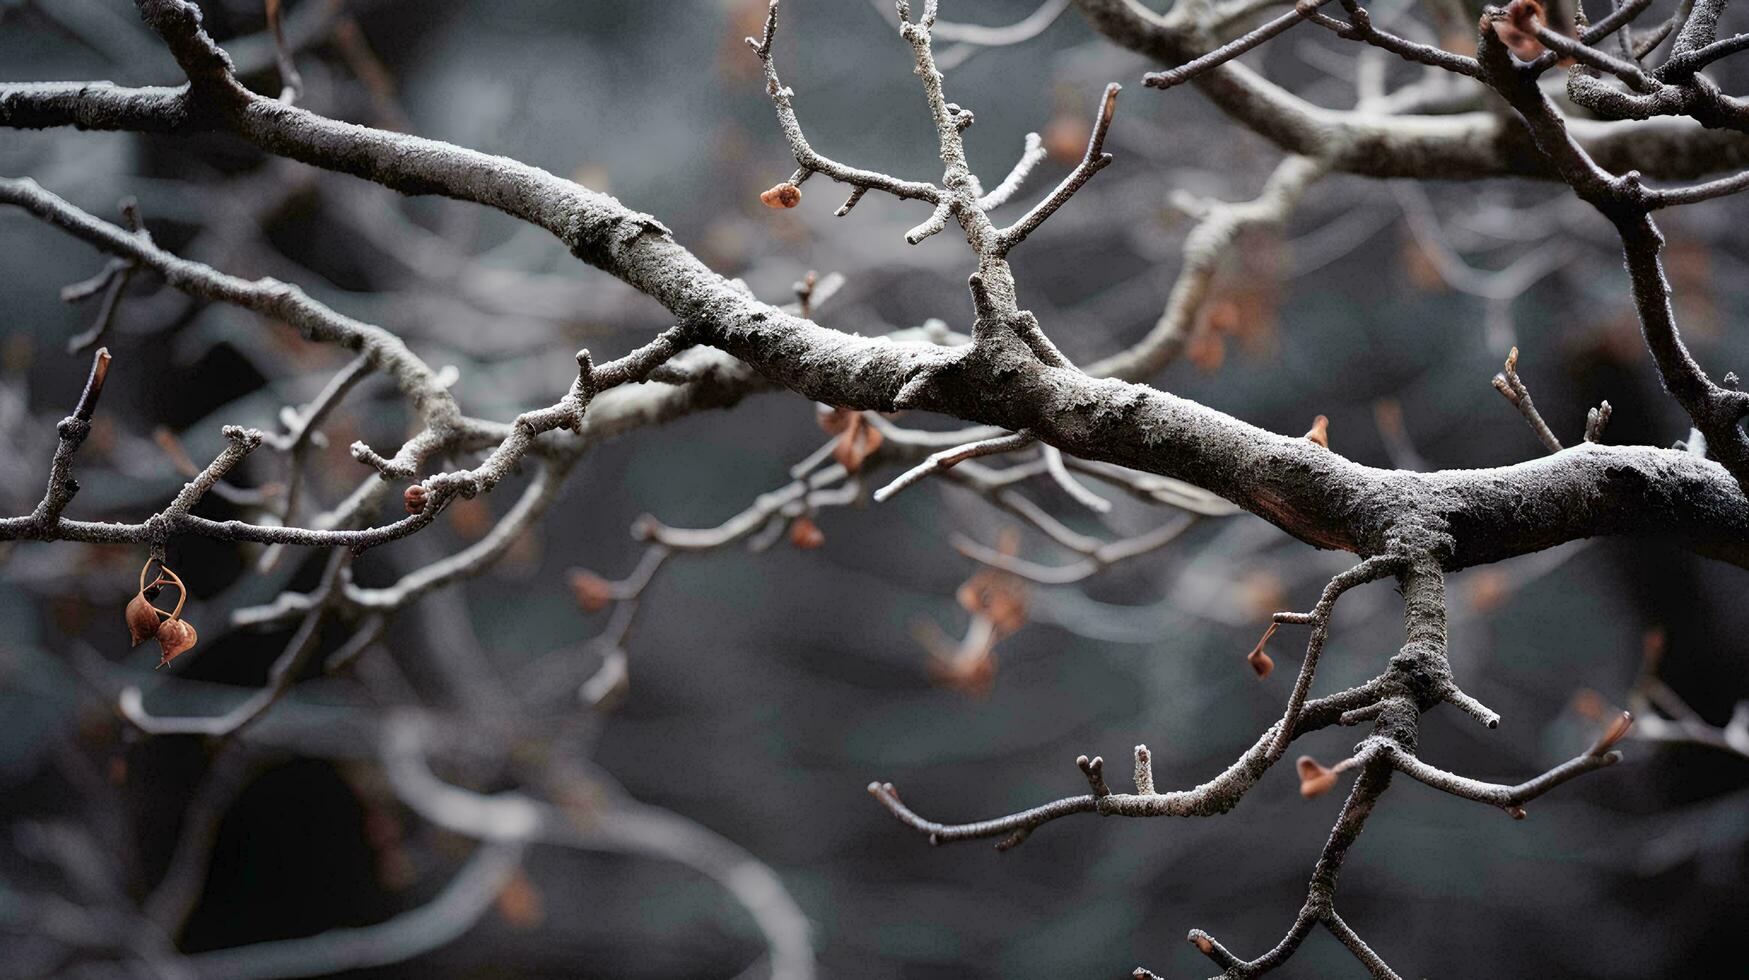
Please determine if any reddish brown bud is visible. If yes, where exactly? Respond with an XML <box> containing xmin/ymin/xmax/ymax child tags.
<box><xmin>1296</xmin><ymin>755</ymin><xmax>1338</xmax><ymax>798</ymax></box>
<box><xmin>125</xmin><ymin>592</ymin><xmax>161</xmax><ymax>647</ymax></box>
<box><xmin>1589</xmin><ymin>710</ymin><xmax>1634</xmax><ymax>756</ymax></box>
<box><xmin>568</xmin><ymin>569</ymin><xmax>615</xmax><ymax>613</ymax></box>
<box><xmin>154</xmin><ymin>617</ymin><xmax>198</xmax><ymax>667</ymax></box>
<box><xmin>1246</xmin><ymin>622</ymin><xmax>1279</xmax><ymax>679</ymax></box>
<box><xmin>789</xmin><ymin>515</ymin><xmax>825</xmax><ymax>550</ymax></box>
<box><xmin>1304</xmin><ymin>414</ymin><xmax>1329</xmax><ymax>448</ymax></box>
<box><xmin>760</xmin><ymin>182</ymin><xmax>802</xmax><ymax>208</ymax></box>
<box><xmin>403</xmin><ymin>484</ymin><xmax>428</xmax><ymax>514</ymax></box>
<box><xmin>1190</xmin><ymin>933</ymin><xmax>1214</xmax><ymax>956</ymax></box>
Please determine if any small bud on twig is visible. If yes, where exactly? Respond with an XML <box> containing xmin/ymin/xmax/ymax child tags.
<box><xmin>1304</xmin><ymin>415</ymin><xmax>1329</xmax><ymax>448</ymax></box>
<box><xmin>1077</xmin><ymin>754</ymin><xmax>1110</xmax><ymax>798</ymax></box>
<box><xmin>1133</xmin><ymin>744</ymin><xmax>1156</xmax><ymax>795</ymax></box>
<box><xmin>403</xmin><ymin>484</ymin><xmax>428</xmax><ymax>514</ymax></box>
<box><xmin>1588</xmin><ymin>710</ymin><xmax>1633</xmax><ymax>756</ymax></box>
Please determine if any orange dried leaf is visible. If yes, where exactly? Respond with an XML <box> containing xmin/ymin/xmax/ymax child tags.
<box><xmin>1570</xmin><ymin>688</ymin><xmax>1608</xmax><ymax>721</ymax></box>
<box><xmin>125</xmin><ymin>592</ymin><xmax>161</xmax><ymax>647</ymax></box>
<box><xmin>1401</xmin><ymin>237</ymin><xmax>1448</xmax><ymax>293</ymax></box>
<box><xmin>1464</xmin><ymin>569</ymin><xmax>1512</xmax><ymax>613</ymax></box>
<box><xmin>155</xmin><ymin>617</ymin><xmax>198</xmax><ymax>667</ymax></box>
<box><xmin>1186</xmin><ymin>330</ymin><xmax>1226</xmax><ymax>374</ymax></box>
<box><xmin>984</xmin><ymin>591</ymin><xmax>1028</xmax><ymax>636</ymax></box>
<box><xmin>568</xmin><ymin>570</ymin><xmax>615</xmax><ymax>613</ymax></box>
<box><xmin>447</xmin><ymin>496</ymin><xmax>492</xmax><ymax>539</ymax></box>
<box><xmin>832</xmin><ymin>414</ymin><xmax>884</xmax><ymax>473</ymax></box>
<box><xmin>1296</xmin><ymin>755</ymin><xmax>1338</xmax><ymax>798</ymax></box>
<box><xmin>760</xmin><ymin>182</ymin><xmax>802</xmax><ymax>208</ymax></box>
<box><xmin>928</xmin><ymin>646</ymin><xmax>998</xmax><ymax>697</ymax></box>
<box><xmin>789</xmin><ymin>515</ymin><xmax>825</xmax><ymax>550</ymax></box>
<box><xmin>1246</xmin><ymin>622</ymin><xmax>1278</xmax><ymax>679</ymax></box>
<box><xmin>496</xmin><ymin>869</ymin><xmax>544</xmax><ymax>930</ymax></box>
<box><xmin>1235</xmin><ymin>569</ymin><xmax>1286</xmax><ymax>620</ymax></box>
<box><xmin>1042</xmin><ymin>114</ymin><xmax>1084</xmax><ymax>164</ymax></box>
<box><xmin>956</xmin><ymin>570</ymin><xmax>1030</xmax><ymax>637</ymax></box>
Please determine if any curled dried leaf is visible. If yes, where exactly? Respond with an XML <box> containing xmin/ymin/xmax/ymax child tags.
<box><xmin>760</xmin><ymin>182</ymin><xmax>802</xmax><ymax>208</ymax></box>
<box><xmin>927</xmin><ymin>646</ymin><xmax>997</xmax><ymax>697</ymax></box>
<box><xmin>956</xmin><ymin>569</ymin><xmax>1029</xmax><ymax>636</ymax></box>
<box><xmin>832</xmin><ymin>413</ymin><xmax>884</xmax><ymax>473</ymax></box>
<box><xmin>1296</xmin><ymin>755</ymin><xmax>1337</xmax><ymax>798</ymax></box>
<box><xmin>1043</xmin><ymin>114</ymin><xmax>1084</xmax><ymax>164</ymax></box>
<box><xmin>125</xmin><ymin>592</ymin><xmax>161</xmax><ymax>647</ymax></box>
<box><xmin>1246</xmin><ymin>621</ymin><xmax>1279</xmax><ymax>679</ymax></box>
<box><xmin>155</xmin><ymin>617</ymin><xmax>198</xmax><ymax>667</ymax></box>
<box><xmin>1464</xmin><ymin>568</ymin><xmax>1512</xmax><ymax>612</ymax></box>
<box><xmin>568</xmin><ymin>569</ymin><xmax>615</xmax><ymax>613</ymax></box>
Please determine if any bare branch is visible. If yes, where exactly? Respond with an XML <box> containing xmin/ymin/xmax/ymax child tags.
<box><xmin>994</xmin><ymin>83</ymin><xmax>1120</xmax><ymax>254</ymax></box>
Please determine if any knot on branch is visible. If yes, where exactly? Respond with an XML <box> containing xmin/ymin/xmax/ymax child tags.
<box><xmin>1388</xmin><ymin>639</ymin><xmax>1454</xmax><ymax>711</ymax></box>
<box><xmin>564</xmin><ymin>200</ymin><xmax>672</xmax><ymax>268</ymax></box>
<box><xmin>55</xmin><ymin>416</ymin><xmax>91</xmax><ymax>444</ymax></box>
